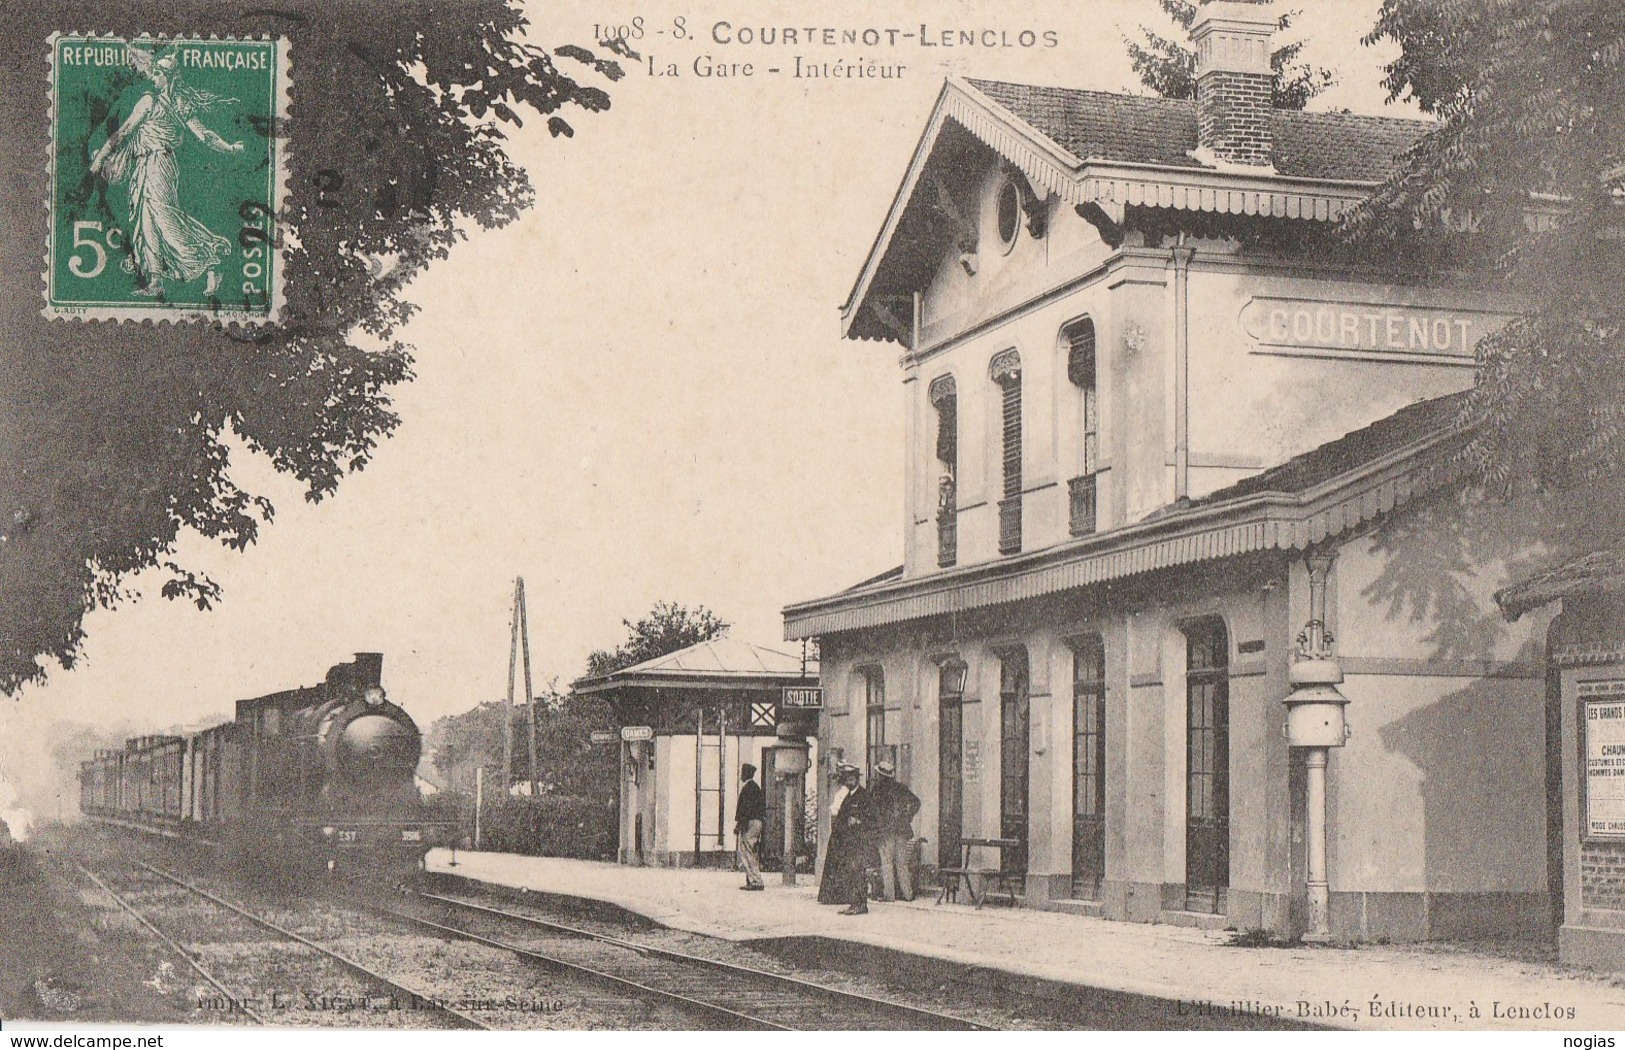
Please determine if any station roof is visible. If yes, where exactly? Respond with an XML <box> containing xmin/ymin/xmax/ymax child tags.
<box><xmin>1179</xmin><ymin>391</ymin><xmax>1468</xmax><ymax>510</ymax></box>
<box><xmin>843</xmin><ymin>78</ymin><xmax>1433</xmax><ymax>342</ymax></box>
<box><xmin>967</xmin><ymin>79</ymin><xmax>1428</xmax><ymax>184</ymax></box>
<box><xmin>572</xmin><ymin>638</ymin><xmax>818</xmax><ymax>695</ymax></box>
<box><xmin>783</xmin><ymin>394</ymin><xmax>1469</xmax><ymax>639</ymax></box>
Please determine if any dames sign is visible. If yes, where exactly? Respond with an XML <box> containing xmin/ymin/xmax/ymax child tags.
<box><xmin>46</xmin><ymin>35</ymin><xmax>289</xmax><ymax>323</ymax></box>
<box><xmin>1240</xmin><ymin>297</ymin><xmax>1510</xmax><ymax>365</ymax></box>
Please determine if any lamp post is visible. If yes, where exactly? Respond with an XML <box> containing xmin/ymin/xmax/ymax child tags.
<box><xmin>1282</xmin><ymin>552</ymin><xmax>1349</xmax><ymax>942</ymax></box>
<box><xmin>771</xmin><ymin>736</ymin><xmax>811</xmax><ymax>886</ymax></box>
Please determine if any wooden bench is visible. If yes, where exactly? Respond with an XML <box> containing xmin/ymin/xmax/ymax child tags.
<box><xmin>935</xmin><ymin>837</ymin><xmax>1022</xmax><ymax>908</ymax></box>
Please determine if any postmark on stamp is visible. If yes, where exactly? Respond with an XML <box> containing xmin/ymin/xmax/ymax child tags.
<box><xmin>45</xmin><ymin>34</ymin><xmax>289</xmax><ymax>323</ymax></box>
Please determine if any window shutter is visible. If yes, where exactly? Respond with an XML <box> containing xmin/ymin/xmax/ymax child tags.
<box><xmin>1001</xmin><ymin>379</ymin><xmax>1022</xmax><ymax>499</ymax></box>
<box><xmin>936</xmin><ymin>397</ymin><xmax>957</xmax><ymax>464</ymax></box>
<box><xmin>1067</xmin><ymin>320</ymin><xmax>1096</xmax><ymax>388</ymax></box>
<box><xmin>990</xmin><ymin>350</ymin><xmax>1023</xmax><ymax>554</ymax></box>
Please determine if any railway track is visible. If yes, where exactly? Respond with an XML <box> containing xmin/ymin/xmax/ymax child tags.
<box><xmin>363</xmin><ymin>888</ymin><xmax>994</xmax><ymax>1031</ymax></box>
<box><xmin>79</xmin><ymin>859</ymin><xmax>487</xmax><ymax>1029</ymax></box>
<box><xmin>77</xmin><ymin>841</ymin><xmax>991</xmax><ymax>1030</ymax></box>
<box><xmin>73</xmin><ymin>862</ymin><xmax>268</xmax><ymax>1025</ymax></box>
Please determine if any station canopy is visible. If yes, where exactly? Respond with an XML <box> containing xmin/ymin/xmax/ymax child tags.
<box><xmin>573</xmin><ymin>638</ymin><xmax>818</xmax><ymax>696</ymax></box>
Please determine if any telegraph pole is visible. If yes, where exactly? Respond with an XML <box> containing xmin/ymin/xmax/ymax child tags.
<box><xmin>505</xmin><ymin>578</ymin><xmax>539</xmax><ymax>795</ymax></box>
<box><xmin>503</xmin><ymin>587</ymin><xmax>517</xmax><ymax>797</ymax></box>
<box><xmin>517</xmin><ymin>578</ymin><xmax>538</xmax><ymax>794</ymax></box>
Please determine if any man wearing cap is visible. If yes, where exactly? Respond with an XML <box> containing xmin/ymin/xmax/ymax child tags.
<box><xmin>869</xmin><ymin>760</ymin><xmax>921</xmax><ymax>902</ymax></box>
<box><xmin>735</xmin><ymin>763</ymin><xmax>766</xmax><ymax>891</ymax></box>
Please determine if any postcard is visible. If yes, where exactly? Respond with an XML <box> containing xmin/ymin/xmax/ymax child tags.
<box><xmin>1</xmin><ymin>0</ymin><xmax>1621</xmax><ymax>1038</ymax></box>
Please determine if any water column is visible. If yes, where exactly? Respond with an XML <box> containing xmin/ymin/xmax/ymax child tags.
<box><xmin>1282</xmin><ymin>553</ymin><xmax>1350</xmax><ymax>941</ymax></box>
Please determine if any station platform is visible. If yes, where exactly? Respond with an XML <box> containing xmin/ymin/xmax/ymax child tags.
<box><xmin>424</xmin><ymin>850</ymin><xmax>1624</xmax><ymax>1031</ymax></box>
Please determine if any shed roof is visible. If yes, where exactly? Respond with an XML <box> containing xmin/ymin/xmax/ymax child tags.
<box><xmin>1496</xmin><ymin>546</ymin><xmax>1625</xmax><ymax>621</ymax></box>
<box><xmin>573</xmin><ymin>638</ymin><xmax>817</xmax><ymax>694</ymax></box>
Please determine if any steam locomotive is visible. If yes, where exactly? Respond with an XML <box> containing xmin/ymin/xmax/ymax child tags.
<box><xmin>79</xmin><ymin>653</ymin><xmax>452</xmax><ymax>876</ymax></box>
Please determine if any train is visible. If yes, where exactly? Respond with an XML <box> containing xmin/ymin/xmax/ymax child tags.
<box><xmin>79</xmin><ymin>653</ymin><xmax>453</xmax><ymax>876</ymax></box>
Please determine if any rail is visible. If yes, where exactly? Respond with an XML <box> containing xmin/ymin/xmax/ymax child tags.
<box><xmin>74</xmin><ymin>862</ymin><xmax>265</xmax><ymax>1026</ymax></box>
<box><xmin>137</xmin><ymin>862</ymin><xmax>489</xmax><ymax>1030</ymax></box>
<box><xmin>403</xmin><ymin>888</ymin><xmax>992</xmax><ymax>1030</ymax></box>
<box><xmin>357</xmin><ymin>897</ymin><xmax>780</xmax><ymax>1029</ymax></box>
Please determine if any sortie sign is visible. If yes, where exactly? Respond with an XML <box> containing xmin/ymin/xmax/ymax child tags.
<box><xmin>781</xmin><ymin>686</ymin><xmax>824</xmax><ymax>709</ymax></box>
<box><xmin>1240</xmin><ymin>297</ymin><xmax>1510</xmax><ymax>362</ymax></box>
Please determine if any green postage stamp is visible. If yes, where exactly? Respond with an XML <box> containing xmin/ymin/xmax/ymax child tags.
<box><xmin>46</xmin><ymin>35</ymin><xmax>289</xmax><ymax>323</ymax></box>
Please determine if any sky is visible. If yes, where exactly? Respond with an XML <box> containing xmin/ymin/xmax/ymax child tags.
<box><xmin>0</xmin><ymin>0</ymin><xmax>1414</xmax><ymax>824</ymax></box>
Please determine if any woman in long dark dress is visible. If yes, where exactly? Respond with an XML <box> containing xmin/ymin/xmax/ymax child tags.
<box><xmin>820</xmin><ymin>765</ymin><xmax>882</xmax><ymax>912</ymax></box>
<box><xmin>818</xmin><ymin>765</ymin><xmax>863</xmax><ymax>904</ymax></box>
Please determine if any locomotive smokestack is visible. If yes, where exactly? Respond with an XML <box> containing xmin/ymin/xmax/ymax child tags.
<box><xmin>354</xmin><ymin>652</ymin><xmax>384</xmax><ymax>688</ymax></box>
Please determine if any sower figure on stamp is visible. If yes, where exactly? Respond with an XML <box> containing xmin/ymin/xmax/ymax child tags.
<box><xmin>89</xmin><ymin>45</ymin><xmax>242</xmax><ymax>299</ymax></box>
<box><xmin>735</xmin><ymin>763</ymin><xmax>766</xmax><ymax>891</ymax></box>
<box><xmin>869</xmin><ymin>760</ymin><xmax>920</xmax><ymax>902</ymax></box>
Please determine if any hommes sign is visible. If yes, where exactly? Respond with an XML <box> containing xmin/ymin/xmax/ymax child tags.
<box><xmin>1240</xmin><ymin>297</ymin><xmax>1511</xmax><ymax>365</ymax></box>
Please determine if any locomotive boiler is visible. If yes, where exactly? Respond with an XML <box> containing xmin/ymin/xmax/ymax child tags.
<box><xmin>80</xmin><ymin>653</ymin><xmax>452</xmax><ymax>877</ymax></box>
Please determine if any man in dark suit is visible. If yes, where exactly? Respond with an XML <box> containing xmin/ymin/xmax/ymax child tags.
<box><xmin>735</xmin><ymin>763</ymin><xmax>766</xmax><ymax>890</ymax></box>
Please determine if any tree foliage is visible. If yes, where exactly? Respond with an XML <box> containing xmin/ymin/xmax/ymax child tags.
<box><xmin>426</xmin><ymin>689</ymin><xmax>617</xmax><ymax>800</ymax></box>
<box><xmin>584</xmin><ymin>601</ymin><xmax>730</xmax><ymax>679</ymax></box>
<box><xmin>0</xmin><ymin>1</ymin><xmax>628</xmax><ymax>694</ymax></box>
<box><xmin>1345</xmin><ymin>0</ymin><xmax>1625</xmax><ymax>502</ymax></box>
<box><xmin>524</xmin><ymin>689</ymin><xmax>617</xmax><ymax>798</ymax></box>
<box><xmin>1125</xmin><ymin>0</ymin><xmax>1332</xmax><ymax>109</ymax></box>
<box><xmin>426</xmin><ymin>700</ymin><xmax>510</xmax><ymax>793</ymax></box>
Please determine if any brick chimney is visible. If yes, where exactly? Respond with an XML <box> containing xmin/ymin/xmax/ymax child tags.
<box><xmin>1189</xmin><ymin>1</ymin><xmax>1276</xmax><ymax>171</ymax></box>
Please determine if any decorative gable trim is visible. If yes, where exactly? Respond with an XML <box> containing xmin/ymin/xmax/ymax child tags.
<box><xmin>843</xmin><ymin>79</ymin><xmax>1386</xmax><ymax>343</ymax></box>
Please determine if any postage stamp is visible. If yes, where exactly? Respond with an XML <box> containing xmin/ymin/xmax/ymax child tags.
<box><xmin>44</xmin><ymin>34</ymin><xmax>289</xmax><ymax>323</ymax></box>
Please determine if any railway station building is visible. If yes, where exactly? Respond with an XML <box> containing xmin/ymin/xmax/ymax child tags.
<box><xmin>784</xmin><ymin>4</ymin><xmax>1558</xmax><ymax>942</ymax></box>
<box><xmin>573</xmin><ymin>638</ymin><xmax>820</xmax><ymax>869</ymax></box>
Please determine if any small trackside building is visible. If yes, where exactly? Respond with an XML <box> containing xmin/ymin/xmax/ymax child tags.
<box><xmin>784</xmin><ymin>4</ymin><xmax>1556</xmax><ymax>942</ymax></box>
<box><xmin>573</xmin><ymin>638</ymin><xmax>819</xmax><ymax>870</ymax></box>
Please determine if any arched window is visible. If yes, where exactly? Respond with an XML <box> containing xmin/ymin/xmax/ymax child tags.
<box><xmin>990</xmin><ymin>349</ymin><xmax>1022</xmax><ymax>554</ymax></box>
<box><xmin>929</xmin><ymin>374</ymin><xmax>958</xmax><ymax>568</ymax></box>
<box><xmin>1064</xmin><ymin>319</ymin><xmax>1099</xmax><ymax>536</ymax></box>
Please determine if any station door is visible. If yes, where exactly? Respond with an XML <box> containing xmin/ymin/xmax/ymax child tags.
<box><xmin>1184</xmin><ymin>619</ymin><xmax>1230</xmax><ymax>913</ymax></box>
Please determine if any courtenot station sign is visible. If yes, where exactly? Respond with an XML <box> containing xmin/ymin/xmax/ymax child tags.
<box><xmin>1240</xmin><ymin>297</ymin><xmax>1515</xmax><ymax>366</ymax></box>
